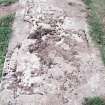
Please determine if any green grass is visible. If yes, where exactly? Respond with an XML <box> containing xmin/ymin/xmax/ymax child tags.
<box><xmin>0</xmin><ymin>0</ymin><xmax>17</xmax><ymax>5</ymax></box>
<box><xmin>83</xmin><ymin>97</ymin><xmax>105</xmax><ymax>105</ymax></box>
<box><xmin>0</xmin><ymin>14</ymin><xmax>15</xmax><ymax>78</ymax></box>
<box><xmin>84</xmin><ymin>0</ymin><xmax>92</xmax><ymax>6</ymax></box>
<box><xmin>84</xmin><ymin>0</ymin><xmax>105</xmax><ymax>64</ymax></box>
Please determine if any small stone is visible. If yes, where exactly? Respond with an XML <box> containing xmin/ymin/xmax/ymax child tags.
<box><xmin>68</xmin><ymin>2</ymin><xmax>73</xmax><ymax>6</ymax></box>
<box><xmin>38</xmin><ymin>23</ymin><xmax>51</xmax><ymax>30</ymax></box>
<box><xmin>3</xmin><ymin>72</ymin><xmax>8</xmax><ymax>76</ymax></box>
<box><xmin>63</xmin><ymin>98</ymin><xmax>69</xmax><ymax>104</ymax></box>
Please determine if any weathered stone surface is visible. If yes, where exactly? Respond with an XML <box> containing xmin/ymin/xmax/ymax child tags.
<box><xmin>0</xmin><ymin>0</ymin><xmax>105</xmax><ymax>105</ymax></box>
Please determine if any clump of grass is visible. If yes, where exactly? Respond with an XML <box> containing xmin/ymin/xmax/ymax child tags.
<box><xmin>84</xmin><ymin>0</ymin><xmax>92</xmax><ymax>6</ymax></box>
<box><xmin>0</xmin><ymin>0</ymin><xmax>17</xmax><ymax>6</ymax></box>
<box><xmin>0</xmin><ymin>14</ymin><xmax>15</xmax><ymax>78</ymax></box>
<box><xmin>83</xmin><ymin>97</ymin><xmax>105</xmax><ymax>105</ymax></box>
<box><xmin>89</xmin><ymin>12</ymin><xmax>104</xmax><ymax>45</ymax></box>
<box><xmin>84</xmin><ymin>0</ymin><xmax>105</xmax><ymax>64</ymax></box>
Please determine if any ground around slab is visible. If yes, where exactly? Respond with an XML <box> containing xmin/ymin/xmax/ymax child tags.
<box><xmin>0</xmin><ymin>0</ymin><xmax>105</xmax><ymax>105</ymax></box>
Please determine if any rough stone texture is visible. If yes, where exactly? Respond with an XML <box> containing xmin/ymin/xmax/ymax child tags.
<box><xmin>0</xmin><ymin>0</ymin><xmax>105</xmax><ymax>105</ymax></box>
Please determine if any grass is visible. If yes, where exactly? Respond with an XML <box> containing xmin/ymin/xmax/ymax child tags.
<box><xmin>83</xmin><ymin>97</ymin><xmax>105</xmax><ymax>105</ymax></box>
<box><xmin>84</xmin><ymin>0</ymin><xmax>105</xmax><ymax>64</ymax></box>
<box><xmin>0</xmin><ymin>0</ymin><xmax>17</xmax><ymax>5</ymax></box>
<box><xmin>81</xmin><ymin>1</ymin><xmax>105</xmax><ymax>105</ymax></box>
<box><xmin>0</xmin><ymin>14</ymin><xmax>15</xmax><ymax>78</ymax></box>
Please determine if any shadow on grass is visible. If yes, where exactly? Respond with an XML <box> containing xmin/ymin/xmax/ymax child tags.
<box><xmin>0</xmin><ymin>0</ymin><xmax>17</xmax><ymax>6</ymax></box>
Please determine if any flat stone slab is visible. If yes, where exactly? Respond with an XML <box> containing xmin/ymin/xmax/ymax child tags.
<box><xmin>0</xmin><ymin>0</ymin><xmax>105</xmax><ymax>105</ymax></box>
